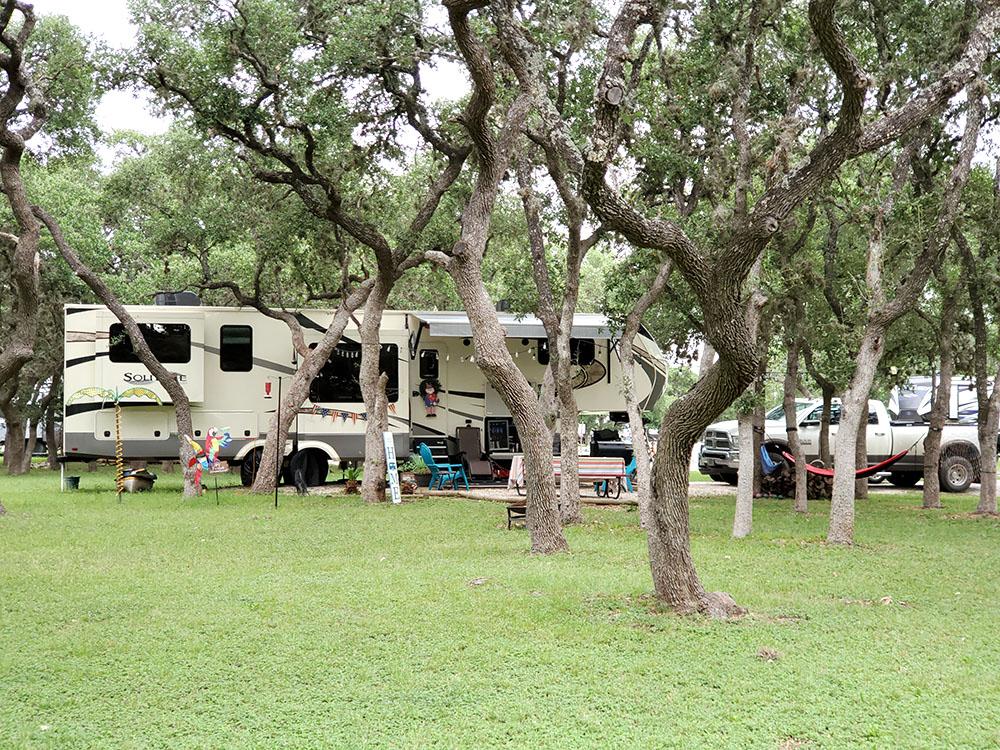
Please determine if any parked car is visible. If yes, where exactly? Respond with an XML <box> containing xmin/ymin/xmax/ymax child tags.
<box><xmin>699</xmin><ymin>398</ymin><xmax>984</xmax><ymax>492</ymax></box>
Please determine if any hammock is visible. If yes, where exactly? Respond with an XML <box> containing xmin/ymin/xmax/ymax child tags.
<box><xmin>779</xmin><ymin>449</ymin><xmax>910</xmax><ymax>479</ymax></box>
<box><xmin>759</xmin><ymin>445</ymin><xmax>784</xmax><ymax>476</ymax></box>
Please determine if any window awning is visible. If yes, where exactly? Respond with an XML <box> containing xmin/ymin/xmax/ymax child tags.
<box><xmin>410</xmin><ymin>311</ymin><xmax>618</xmax><ymax>339</ymax></box>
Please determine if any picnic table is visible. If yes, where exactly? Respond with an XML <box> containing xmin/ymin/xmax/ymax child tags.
<box><xmin>506</xmin><ymin>455</ymin><xmax>627</xmax><ymax>499</ymax></box>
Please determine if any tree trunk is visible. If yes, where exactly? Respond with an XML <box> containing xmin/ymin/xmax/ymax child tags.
<box><xmin>362</xmin><ymin>373</ymin><xmax>389</xmax><ymax>503</ymax></box>
<box><xmin>21</xmin><ymin>419</ymin><xmax>37</xmax><ymax>473</ymax></box>
<box><xmin>360</xmin><ymin>278</ymin><xmax>391</xmax><ymax>504</ymax></box>
<box><xmin>828</xmin><ymin>331</ymin><xmax>883</xmax><ymax>544</ymax></box>
<box><xmin>732</xmin><ymin>412</ymin><xmax>755</xmax><ymax>538</ymax></box>
<box><xmin>698</xmin><ymin>341</ymin><xmax>717</xmax><ymax>379</ymax></box>
<box><xmin>251</xmin><ymin>281</ymin><xmax>374</xmax><ymax>494</ymax></box>
<box><xmin>783</xmin><ymin>341</ymin><xmax>808</xmax><ymax>512</ymax></box>
<box><xmin>38</xmin><ymin>208</ymin><xmax>200</xmax><ymax>496</ymax></box>
<box><xmin>554</xmin><ymin>351</ymin><xmax>583</xmax><ymax>524</ymax></box>
<box><xmin>2</xmin><ymin>417</ymin><xmax>26</xmax><ymax>475</ymax></box>
<box><xmin>854</xmin><ymin>420</ymin><xmax>868</xmax><ymax>500</ymax></box>
<box><xmin>977</xmin><ymin>401</ymin><xmax>1000</xmax><ymax>514</ymax></box>
<box><xmin>450</xmin><ymin>261</ymin><xmax>566</xmax><ymax>553</ymax></box>
<box><xmin>649</xmin><ymin>351</ymin><xmax>749</xmax><ymax>618</ymax></box>
<box><xmin>621</xmin><ymin>336</ymin><xmax>654</xmax><ymax>528</ymax></box>
<box><xmin>618</xmin><ymin>260</ymin><xmax>673</xmax><ymax>530</ymax></box>
<box><xmin>819</xmin><ymin>385</ymin><xmax>834</xmax><ymax>467</ymax></box>
<box><xmin>0</xmin><ymin>129</ymin><xmax>41</xmax><ymax>402</ymax></box>
<box><xmin>974</xmin><ymin>364</ymin><xmax>1000</xmax><ymax>515</ymax></box>
<box><xmin>922</xmin><ymin>297</ymin><xmax>958</xmax><ymax>508</ymax></box>
<box><xmin>45</xmin><ymin>405</ymin><xmax>58</xmax><ymax>471</ymax></box>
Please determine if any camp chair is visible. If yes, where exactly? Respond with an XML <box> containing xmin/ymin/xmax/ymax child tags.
<box><xmin>455</xmin><ymin>425</ymin><xmax>494</xmax><ymax>480</ymax></box>
<box><xmin>418</xmin><ymin>442</ymin><xmax>470</xmax><ymax>490</ymax></box>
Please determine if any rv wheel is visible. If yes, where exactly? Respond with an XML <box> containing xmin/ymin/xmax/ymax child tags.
<box><xmin>290</xmin><ymin>449</ymin><xmax>329</xmax><ymax>487</ymax></box>
<box><xmin>240</xmin><ymin>447</ymin><xmax>264</xmax><ymax>487</ymax></box>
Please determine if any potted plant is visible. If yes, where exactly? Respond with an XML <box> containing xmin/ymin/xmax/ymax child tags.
<box><xmin>399</xmin><ymin>456</ymin><xmax>431</xmax><ymax>489</ymax></box>
<box><xmin>343</xmin><ymin>465</ymin><xmax>362</xmax><ymax>494</ymax></box>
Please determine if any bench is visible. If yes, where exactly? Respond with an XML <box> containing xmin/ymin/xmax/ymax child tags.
<box><xmin>506</xmin><ymin>455</ymin><xmax>627</xmax><ymax>500</ymax></box>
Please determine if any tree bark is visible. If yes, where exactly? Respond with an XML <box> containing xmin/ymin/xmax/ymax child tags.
<box><xmin>0</xmin><ymin>3</ymin><xmax>43</xmax><ymax>403</ymax></box>
<box><xmin>360</xmin><ymin>276</ymin><xmax>391</xmax><ymax>504</ymax></box>
<box><xmin>783</xmin><ymin>340</ymin><xmax>808</xmax><ymax>512</ymax></box>
<box><xmin>854</xmin><ymin>419</ymin><xmax>868</xmax><ymax>500</ymax></box>
<box><xmin>516</xmin><ymin>151</ymin><xmax>591</xmax><ymax>525</ymax></box>
<box><xmin>435</xmin><ymin>6</ymin><xmax>565</xmax><ymax>552</ymax></box>
<box><xmin>449</xmin><ymin>260</ymin><xmax>567</xmax><ymax>553</ymax></box>
<box><xmin>976</xmin><ymin>384</ymin><xmax>1000</xmax><ymax>514</ymax></box>
<box><xmin>250</xmin><ymin>281</ymin><xmax>374</xmax><ymax>493</ymax></box>
<box><xmin>2</xmin><ymin>413</ymin><xmax>26</xmax><ymax>475</ymax></box>
<box><xmin>45</xmin><ymin>403</ymin><xmax>58</xmax><ymax>471</ymax></box>
<box><xmin>922</xmin><ymin>293</ymin><xmax>958</xmax><ymax>508</ymax></box>
<box><xmin>733</xmin><ymin>413</ymin><xmax>755</xmax><ymax>538</ymax></box>
<box><xmin>619</xmin><ymin>260</ymin><xmax>673</xmax><ymax>530</ymax></box>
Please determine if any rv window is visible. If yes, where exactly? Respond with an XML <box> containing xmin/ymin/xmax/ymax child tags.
<box><xmin>220</xmin><ymin>325</ymin><xmax>253</xmax><ymax>372</ymax></box>
<box><xmin>570</xmin><ymin>338</ymin><xmax>596</xmax><ymax>366</ymax></box>
<box><xmin>419</xmin><ymin>349</ymin><xmax>439</xmax><ymax>380</ymax></box>
<box><xmin>309</xmin><ymin>342</ymin><xmax>399</xmax><ymax>403</ymax></box>
<box><xmin>109</xmin><ymin>323</ymin><xmax>191</xmax><ymax>364</ymax></box>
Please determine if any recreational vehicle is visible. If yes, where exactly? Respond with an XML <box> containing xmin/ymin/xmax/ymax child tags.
<box><xmin>62</xmin><ymin>302</ymin><xmax>668</xmax><ymax>485</ymax></box>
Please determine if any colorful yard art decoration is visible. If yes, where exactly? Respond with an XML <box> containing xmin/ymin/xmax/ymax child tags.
<box><xmin>66</xmin><ymin>387</ymin><xmax>162</xmax><ymax>496</ymax></box>
<box><xmin>420</xmin><ymin>378</ymin><xmax>441</xmax><ymax>417</ymax></box>
<box><xmin>184</xmin><ymin>427</ymin><xmax>232</xmax><ymax>492</ymax></box>
<box><xmin>297</xmin><ymin>404</ymin><xmax>397</xmax><ymax>423</ymax></box>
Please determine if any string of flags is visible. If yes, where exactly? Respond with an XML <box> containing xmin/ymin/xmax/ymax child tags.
<box><xmin>297</xmin><ymin>404</ymin><xmax>397</xmax><ymax>423</ymax></box>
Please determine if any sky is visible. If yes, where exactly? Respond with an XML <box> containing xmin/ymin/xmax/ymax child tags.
<box><xmin>34</xmin><ymin>0</ymin><xmax>170</xmax><ymax>136</ymax></box>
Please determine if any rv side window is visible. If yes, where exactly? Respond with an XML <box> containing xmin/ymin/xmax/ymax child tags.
<box><xmin>419</xmin><ymin>349</ymin><xmax>439</xmax><ymax>380</ymax></box>
<box><xmin>220</xmin><ymin>325</ymin><xmax>253</xmax><ymax>372</ymax></box>
<box><xmin>570</xmin><ymin>338</ymin><xmax>596</xmax><ymax>366</ymax></box>
<box><xmin>309</xmin><ymin>342</ymin><xmax>399</xmax><ymax>403</ymax></box>
<box><xmin>109</xmin><ymin>323</ymin><xmax>191</xmax><ymax>364</ymax></box>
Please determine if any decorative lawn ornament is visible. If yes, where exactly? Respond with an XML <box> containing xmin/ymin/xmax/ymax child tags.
<box><xmin>420</xmin><ymin>378</ymin><xmax>442</xmax><ymax>417</ymax></box>
<box><xmin>66</xmin><ymin>387</ymin><xmax>162</xmax><ymax>497</ymax></box>
<box><xmin>184</xmin><ymin>427</ymin><xmax>232</xmax><ymax>495</ymax></box>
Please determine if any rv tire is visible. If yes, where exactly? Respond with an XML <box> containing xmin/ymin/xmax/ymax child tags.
<box><xmin>240</xmin><ymin>447</ymin><xmax>264</xmax><ymax>487</ymax></box>
<box><xmin>290</xmin><ymin>449</ymin><xmax>329</xmax><ymax>487</ymax></box>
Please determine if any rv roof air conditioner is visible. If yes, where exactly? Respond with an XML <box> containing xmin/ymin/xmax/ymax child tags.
<box><xmin>154</xmin><ymin>291</ymin><xmax>202</xmax><ymax>306</ymax></box>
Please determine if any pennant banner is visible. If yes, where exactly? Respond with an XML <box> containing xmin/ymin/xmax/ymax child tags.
<box><xmin>297</xmin><ymin>404</ymin><xmax>397</xmax><ymax>422</ymax></box>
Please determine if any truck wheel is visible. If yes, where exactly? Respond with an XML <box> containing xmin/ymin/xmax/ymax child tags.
<box><xmin>722</xmin><ymin>473</ymin><xmax>739</xmax><ymax>486</ymax></box>
<box><xmin>888</xmin><ymin>472</ymin><xmax>920</xmax><ymax>488</ymax></box>
<box><xmin>939</xmin><ymin>454</ymin><xmax>974</xmax><ymax>493</ymax></box>
<box><xmin>708</xmin><ymin>473</ymin><xmax>725</xmax><ymax>482</ymax></box>
<box><xmin>240</xmin><ymin>447</ymin><xmax>264</xmax><ymax>487</ymax></box>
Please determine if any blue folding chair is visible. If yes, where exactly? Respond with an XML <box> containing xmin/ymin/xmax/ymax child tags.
<box><xmin>418</xmin><ymin>443</ymin><xmax>470</xmax><ymax>490</ymax></box>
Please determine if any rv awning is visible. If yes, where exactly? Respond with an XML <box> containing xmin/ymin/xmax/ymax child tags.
<box><xmin>410</xmin><ymin>311</ymin><xmax>618</xmax><ymax>339</ymax></box>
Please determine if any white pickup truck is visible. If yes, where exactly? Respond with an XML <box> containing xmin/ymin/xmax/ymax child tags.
<box><xmin>698</xmin><ymin>398</ymin><xmax>983</xmax><ymax>492</ymax></box>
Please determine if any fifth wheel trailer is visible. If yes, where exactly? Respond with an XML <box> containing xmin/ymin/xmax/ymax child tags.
<box><xmin>62</xmin><ymin>303</ymin><xmax>668</xmax><ymax>485</ymax></box>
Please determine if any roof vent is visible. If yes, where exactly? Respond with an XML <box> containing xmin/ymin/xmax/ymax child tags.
<box><xmin>154</xmin><ymin>291</ymin><xmax>202</xmax><ymax>306</ymax></box>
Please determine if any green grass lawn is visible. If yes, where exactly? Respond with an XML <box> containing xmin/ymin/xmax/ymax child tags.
<box><xmin>2</xmin><ymin>466</ymin><xmax>999</xmax><ymax>749</ymax></box>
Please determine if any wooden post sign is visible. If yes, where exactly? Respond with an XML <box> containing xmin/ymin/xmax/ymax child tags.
<box><xmin>383</xmin><ymin>431</ymin><xmax>402</xmax><ymax>504</ymax></box>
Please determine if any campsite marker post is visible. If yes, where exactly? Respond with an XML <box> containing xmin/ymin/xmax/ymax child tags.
<box><xmin>383</xmin><ymin>432</ymin><xmax>402</xmax><ymax>504</ymax></box>
<box><xmin>274</xmin><ymin>376</ymin><xmax>282</xmax><ymax>509</ymax></box>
